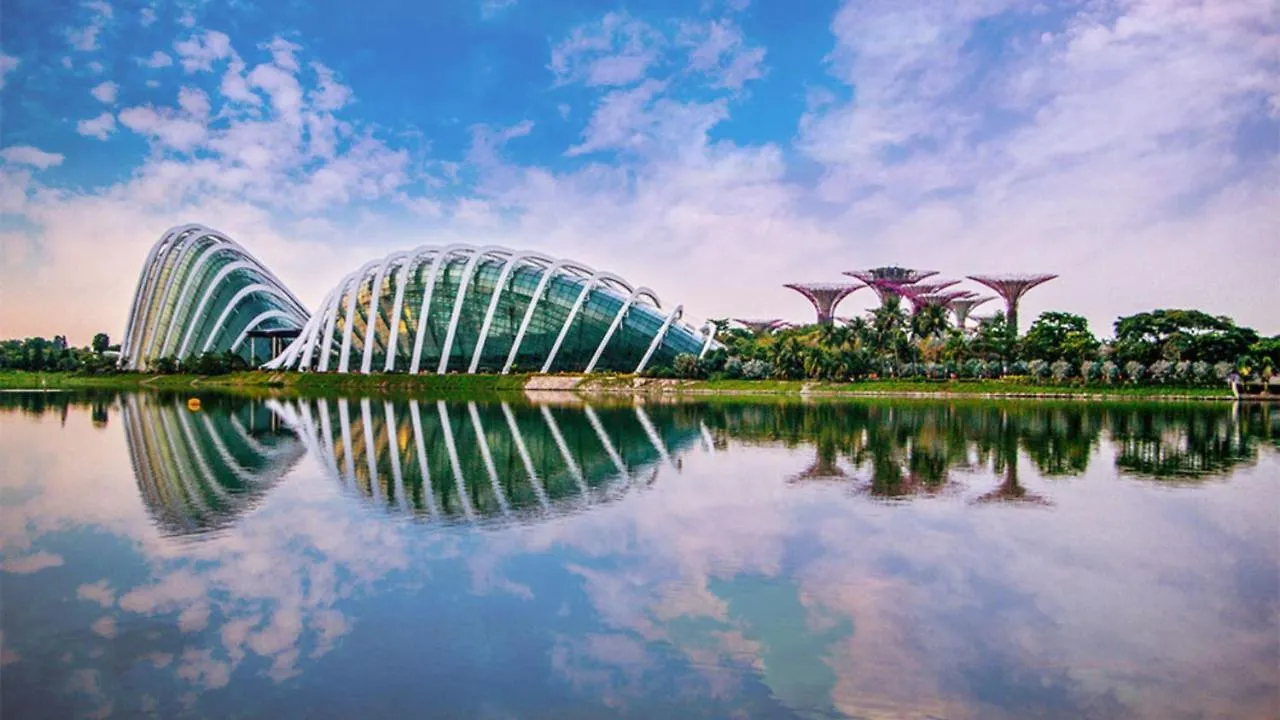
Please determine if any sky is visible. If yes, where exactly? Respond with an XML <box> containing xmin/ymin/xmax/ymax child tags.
<box><xmin>0</xmin><ymin>0</ymin><xmax>1277</xmax><ymax>345</ymax></box>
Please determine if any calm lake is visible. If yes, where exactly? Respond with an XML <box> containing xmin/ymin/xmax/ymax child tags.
<box><xmin>1</xmin><ymin>391</ymin><xmax>1276</xmax><ymax>719</ymax></box>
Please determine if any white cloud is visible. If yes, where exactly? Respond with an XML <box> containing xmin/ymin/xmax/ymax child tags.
<box><xmin>566</xmin><ymin>80</ymin><xmax>665</xmax><ymax>156</ymax></box>
<box><xmin>119</xmin><ymin>106</ymin><xmax>207</xmax><ymax>151</ymax></box>
<box><xmin>91</xmin><ymin>80</ymin><xmax>118</xmax><ymax>104</ymax></box>
<box><xmin>67</xmin><ymin>0</ymin><xmax>114</xmax><ymax>52</ymax></box>
<box><xmin>0</xmin><ymin>54</ymin><xmax>19</xmax><ymax>91</ymax></box>
<box><xmin>220</xmin><ymin>56</ymin><xmax>258</xmax><ymax>105</ymax></box>
<box><xmin>77</xmin><ymin>111</ymin><xmax>117</xmax><ymax>140</ymax></box>
<box><xmin>78</xmin><ymin>580</ymin><xmax>116</xmax><ymax>607</ymax></box>
<box><xmin>4</xmin><ymin>0</ymin><xmax>1277</xmax><ymax>344</ymax></box>
<box><xmin>139</xmin><ymin>50</ymin><xmax>173</xmax><ymax>69</ymax></box>
<box><xmin>262</xmin><ymin>36</ymin><xmax>302</xmax><ymax>72</ymax></box>
<box><xmin>786</xmin><ymin>0</ymin><xmax>1280</xmax><ymax>333</ymax></box>
<box><xmin>677</xmin><ymin>19</ymin><xmax>766</xmax><ymax>89</ymax></box>
<box><xmin>140</xmin><ymin>6</ymin><xmax>157</xmax><ymax>26</ymax></box>
<box><xmin>177</xmin><ymin>86</ymin><xmax>211</xmax><ymax>118</ymax></box>
<box><xmin>1</xmin><ymin>551</ymin><xmax>64</xmax><ymax>573</ymax></box>
<box><xmin>174</xmin><ymin>30</ymin><xmax>233</xmax><ymax>73</ymax></box>
<box><xmin>248</xmin><ymin>63</ymin><xmax>305</xmax><ymax>126</ymax></box>
<box><xmin>1</xmin><ymin>146</ymin><xmax>66</xmax><ymax>169</ymax></box>
<box><xmin>481</xmin><ymin>0</ymin><xmax>517</xmax><ymax>19</ymax></box>
<box><xmin>308</xmin><ymin>62</ymin><xmax>352</xmax><ymax>112</ymax></box>
<box><xmin>550</xmin><ymin>12</ymin><xmax>665</xmax><ymax>87</ymax></box>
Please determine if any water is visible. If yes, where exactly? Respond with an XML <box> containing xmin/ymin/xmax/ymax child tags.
<box><xmin>2</xmin><ymin>391</ymin><xmax>1277</xmax><ymax>719</ymax></box>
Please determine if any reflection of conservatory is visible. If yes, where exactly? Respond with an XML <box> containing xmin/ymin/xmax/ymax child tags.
<box><xmin>122</xmin><ymin>225</ymin><xmax>718</xmax><ymax>373</ymax></box>
<box><xmin>123</xmin><ymin>393</ymin><xmax>306</xmax><ymax>535</ymax></box>
<box><xmin>271</xmin><ymin>398</ymin><xmax>708</xmax><ymax>521</ymax></box>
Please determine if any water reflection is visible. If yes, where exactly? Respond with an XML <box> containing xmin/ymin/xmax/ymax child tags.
<box><xmin>1109</xmin><ymin>404</ymin><xmax>1267</xmax><ymax>480</ymax></box>
<box><xmin>275</xmin><ymin>398</ymin><xmax>706</xmax><ymax>523</ymax></box>
<box><xmin>1</xmin><ymin>393</ymin><xmax>1277</xmax><ymax>719</ymax></box>
<box><xmin>123</xmin><ymin>394</ymin><xmax>305</xmax><ymax>536</ymax></box>
<box><xmin>704</xmin><ymin>400</ymin><xmax>1276</xmax><ymax>489</ymax></box>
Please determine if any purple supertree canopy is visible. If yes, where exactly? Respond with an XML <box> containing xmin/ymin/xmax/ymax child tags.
<box><xmin>870</xmin><ymin>279</ymin><xmax>963</xmax><ymax>311</ymax></box>
<box><xmin>844</xmin><ymin>266</ymin><xmax>939</xmax><ymax>285</ymax></box>
<box><xmin>966</xmin><ymin>274</ymin><xmax>1058</xmax><ymax>302</ymax></box>
<box><xmin>783</xmin><ymin>282</ymin><xmax>864</xmax><ymax>324</ymax></box>
<box><xmin>967</xmin><ymin>273</ymin><xmax>1057</xmax><ymax>336</ymax></box>
<box><xmin>733</xmin><ymin>318</ymin><xmax>787</xmax><ymax>334</ymax></box>
<box><xmin>890</xmin><ymin>279</ymin><xmax>961</xmax><ymax>297</ymax></box>
<box><xmin>950</xmin><ymin>296</ymin><xmax>995</xmax><ymax>328</ymax></box>
<box><xmin>910</xmin><ymin>291</ymin><xmax>972</xmax><ymax>309</ymax></box>
<box><xmin>844</xmin><ymin>267</ymin><xmax>940</xmax><ymax>303</ymax></box>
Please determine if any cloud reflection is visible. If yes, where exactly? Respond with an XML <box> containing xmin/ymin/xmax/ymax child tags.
<box><xmin>0</xmin><ymin>394</ymin><xmax>1275</xmax><ymax>719</ymax></box>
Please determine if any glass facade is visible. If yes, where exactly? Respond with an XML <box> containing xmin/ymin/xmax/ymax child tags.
<box><xmin>123</xmin><ymin>229</ymin><xmax>713</xmax><ymax>375</ymax></box>
<box><xmin>121</xmin><ymin>225</ymin><xmax>309</xmax><ymax>370</ymax></box>
<box><xmin>271</xmin><ymin>246</ymin><xmax>713</xmax><ymax>375</ymax></box>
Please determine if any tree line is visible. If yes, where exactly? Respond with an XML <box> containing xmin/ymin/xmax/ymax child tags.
<box><xmin>651</xmin><ymin>301</ymin><xmax>1280</xmax><ymax>386</ymax></box>
<box><xmin>0</xmin><ymin>334</ymin><xmax>249</xmax><ymax>375</ymax></box>
<box><xmin>5</xmin><ymin>305</ymin><xmax>1277</xmax><ymax>385</ymax></box>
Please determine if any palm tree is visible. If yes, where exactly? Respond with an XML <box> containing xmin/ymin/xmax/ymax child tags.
<box><xmin>870</xmin><ymin>296</ymin><xmax>909</xmax><ymax>363</ymax></box>
<box><xmin>910</xmin><ymin>304</ymin><xmax>951</xmax><ymax>340</ymax></box>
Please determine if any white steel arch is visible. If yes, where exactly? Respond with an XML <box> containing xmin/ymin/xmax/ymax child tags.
<box><xmin>124</xmin><ymin>225</ymin><xmax>198</xmax><ymax>366</ymax></box>
<box><xmin>135</xmin><ymin>226</ymin><xmax>206</xmax><ymax>364</ymax></box>
<box><xmin>436</xmin><ymin>245</ymin><xmax>513</xmax><ymax>374</ymax></box>
<box><xmin>408</xmin><ymin>245</ymin><xmax>472</xmax><ymax>374</ymax></box>
<box><xmin>539</xmin><ymin>271</ymin><xmax>633</xmax><ymax>374</ymax></box>
<box><xmin>121</xmin><ymin>225</ymin><xmax>196</xmax><ymax>362</ymax></box>
<box><xmin>584</xmin><ymin>286</ymin><xmax>661</xmax><ymax>373</ymax></box>
<box><xmin>319</xmin><ymin>273</ymin><xmax>361</xmax><ymax>371</ymax></box>
<box><xmin>199</xmin><ymin>283</ymin><xmax>296</xmax><ymax>354</ymax></box>
<box><xmin>467</xmin><ymin>251</ymin><xmax>555</xmax><ymax>374</ymax></box>
<box><xmin>358</xmin><ymin>252</ymin><xmax>411</xmax><ymax>374</ymax></box>
<box><xmin>292</xmin><ymin>287</ymin><xmax>339</xmax><ymax>369</ymax></box>
<box><xmin>154</xmin><ymin>239</ymin><xmax>240</xmax><ymax>360</ymax></box>
<box><xmin>698</xmin><ymin>324</ymin><xmax>717</xmax><ymax>359</ymax></box>
<box><xmin>143</xmin><ymin>228</ymin><xmax>238</xmax><ymax>361</ymax></box>
<box><xmin>230</xmin><ymin>310</ymin><xmax>294</xmax><ymax>353</ymax></box>
<box><xmin>500</xmin><ymin>259</ymin><xmax>595</xmax><ymax>374</ymax></box>
<box><xmin>337</xmin><ymin>260</ymin><xmax>383</xmax><ymax>373</ymax></box>
<box><xmin>635</xmin><ymin>305</ymin><xmax>683</xmax><ymax>374</ymax></box>
<box><xmin>382</xmin><ymin>246</ymin><xmax>441</xmax><ymax>372</ymax></box>
<box><xmin>176</xmin><ymin>260</ymin><xmax>260</xmax><ymax>358</ymax></box>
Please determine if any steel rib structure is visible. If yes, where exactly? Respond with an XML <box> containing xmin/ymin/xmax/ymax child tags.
<box><xmin>269</xmin><ymin>398</ymin><xmax>706</xmax><ymax>522</ymax></box>
<box><xmin>123</xmin><ymin>225</ymin><xmax>717</xmax><ymax>374</ymax></box>
<box><xmin>265</xmin><ymin>244</ymin><xmax>712</xmax><ymax>375</ymax></box>
<box><xmin>121</xmin><ymin>224</ymin><xmax>309</xmax><ymax>370</ymax></box>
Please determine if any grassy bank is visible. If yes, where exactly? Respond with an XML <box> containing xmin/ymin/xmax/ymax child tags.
<box><xmin>0</xmin><ymin>370</ymin><xmax>530</xmax><ymax>397</ymax></box>
<box><xmin>0</xmin><ymin>370</ymin><xmax>1241</xmax><ymax>401</ymax></box>
<box><xmin>582</xmin><ymin>375</ymin><xmax>1238</xmax><ymax>400</ymax></box>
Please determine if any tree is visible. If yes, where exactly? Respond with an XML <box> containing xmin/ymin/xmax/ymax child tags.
<box><xmin>1022</xmin><ymin>312</ymin><xmax>1100</xmax><ymax>363</ymax></box>
<box><xmin>869</xmin><ymin>296</ymin><xmax>909</xmax><ymax>363</ymax></box>
<box><xmin>1113</xmin><ymin>309</ymin><xmax>1258</xmax><ymax>365</ymax></box>
<box><xmin>910</xmin><ymin>304</ymin><xmax>950</xmax><ymax>341</ymax></box>
<box><xmin>972</xmin><ymin>312</ymin><xmax>1013</xmax><ymax>361</ymax></box>
<box><xmin>92</xmin><ymin>333</ymin><xmax>110</xmax><ymax>353</ymax></box>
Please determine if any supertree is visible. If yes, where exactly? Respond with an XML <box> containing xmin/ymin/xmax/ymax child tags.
<box><xmin>783</xmin><ymin>282</ymin><xmax>864</xmax><ymax>325</ymax></box>
<box><xmin>908</xmin><ymin>291</ymin><xmax>972</xmax><ymax>312</ymax></box>
<box><xmin>843</xmin><ymin>267</ymin><xmax>939</xmax><ymax>304</ymax></box>
<box><xmin>733</xmin><ymin>318</ymin><xmax>788</xmax><ymax>335</ymax></box>
<box><xmin>950</xmin><ymin>296</ymin><xmax>994</xmax><ymax>330</ymax></box>
<box><xmin>879</xmin><ymin>281</ymin><xmax>965</xmax><ymax>313</ymax></box>
<box><xmin>966</xmin><ymin>274</ymin><xmax>1057</xmax><ymax>342</ymax></box>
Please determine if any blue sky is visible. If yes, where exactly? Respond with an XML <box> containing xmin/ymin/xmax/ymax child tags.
<box><xmin>1</xmin><ymin>0</ymin><xmax>1277</xmax><ymax>343</ymax></box>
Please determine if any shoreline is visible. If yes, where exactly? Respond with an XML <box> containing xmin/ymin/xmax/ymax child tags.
<box><xmin>0</xmin><ymin>370</ymin><xmax>1257</xmax><ymax>402</ymax></box>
